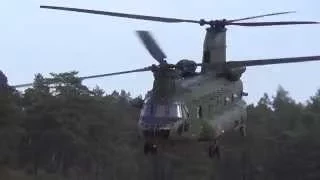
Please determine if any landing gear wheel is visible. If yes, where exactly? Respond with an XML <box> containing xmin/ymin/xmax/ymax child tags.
<box><xmin>144</xmin><ymin>142</ymin><xmax>158</xmax><ymax>155</ymax></box>
<box><xmin>208</xmin><ymin>143</ymin><xmax>220</xmax><ymax>159</ymax></box>
<box><xmin>150</xmin><ymin>144</ymin><xmax>158</xmax><ymax>154</ymax></box>
<box><xmin>163</xmin><ymin>131</ymin><xmax>170</xmax><ymax>139</ymax></box>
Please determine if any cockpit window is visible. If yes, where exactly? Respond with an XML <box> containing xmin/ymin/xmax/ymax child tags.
<box><xmin>155</xmin><ymin>105</ymin><xmax>166</xmax><ymax>117</ymax></box>
<box><xmin>141</xmin><ymin>103</ymin><xmax>187</xmax><ymax>118</ymax></box>
<box><xmin>174</xmin><ymin>105</ymin><xmax>182</xmax><ymax>117</ymax></box>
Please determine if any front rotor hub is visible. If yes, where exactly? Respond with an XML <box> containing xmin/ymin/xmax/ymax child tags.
<box><xmin>199</xmin><ymin>19</ymin><xmax>207</xmax><ymax>26</ymax></box>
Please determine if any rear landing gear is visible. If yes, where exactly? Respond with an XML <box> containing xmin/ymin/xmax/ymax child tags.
<box><xmin>144</xmin><ymin>142</ymin><xmax>158</xmax><ymax>155</ymax></box>
<box><xmin>208</xmin><ymin>140</ymin><xmax>220</xmax><ymax>159</ymax></box>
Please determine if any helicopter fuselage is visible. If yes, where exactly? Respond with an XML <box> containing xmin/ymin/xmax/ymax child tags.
<box><xmin>137</xmin><ymin>71</ymin><xmax>247</xmax><ymax>143</ymax></box>
<box><xmin>178</xmin><ymin>72</ymin><xmax>247</xmax><ymax>140</ymax></box>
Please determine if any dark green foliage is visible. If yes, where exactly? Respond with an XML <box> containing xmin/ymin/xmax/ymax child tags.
<box><xmin>0</xmin><ymin>71</ymin><xmax>8</xmax><ymax>87</ymax></box>
<box><xmin>0</xmin><ymin>71</ymin><xmax>24</xmax><ymax>168</ymax></box>
<box><xmin>0</xmin><ymin>70</ymin><xmax>320</xmax><ymax>180</ymax></box>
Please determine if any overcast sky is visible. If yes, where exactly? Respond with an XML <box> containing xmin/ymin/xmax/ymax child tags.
<box><xmin>1</xmin><ymin>0</ymin><xmax>320</xmax><ymax>104</ymax></box>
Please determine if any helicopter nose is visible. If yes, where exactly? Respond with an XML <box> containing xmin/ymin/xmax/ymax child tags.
<box><xmin>139</xmin><ymin>121</ymin><xmax>171</xmax><ymax>138</ymax></box>
<box><xmin>139</xmin><ymin>117</ymin><xmax>177</xmax><ymax>129</ymax></box>
<box><xmin>142</xmin><ymin>128</ymin><xmax>170</xmax><ymax>138</ymax></box>
<box><xmin>138</xmin><ymin>117</ymin><xmax>177</xmax><ymax>138</ymax></box>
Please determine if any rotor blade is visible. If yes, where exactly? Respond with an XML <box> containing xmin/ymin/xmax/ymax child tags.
<box><xmin>228</xmin><ymin>21</ymin><xmax>319</xmax><ymax>26</ymax></box>
<box><xmin>228</xmin><ymin>11</ymin><xmax>296</xmax><ymax>22</ymax></box>
<box><xmin>40</xmin><ymin>5</ymin><xmax>199</xmax><ymax>24</ymax></box>
<box><xmin>12</xmin><ymin>83</ymin><xmax>34</xmax><ymax>88</ymax></box>
<box><xmin>12</xmin><ymin>66</ymin><xmax>152</xmax><ymax>88</ymax></box>
<box><xmin>227</xmin><ymin>55</ymin><xmax>320</xmax><ymax>68</ymax></box>
<box><xmin>79</xmin><ymin>66</ymin><xmax>153</xmax><ymax>80</ymax></box>
<box><xmin>136</xmin><ymin>31</ymin><xmax>167</xmax><ymax>64</ymax></box>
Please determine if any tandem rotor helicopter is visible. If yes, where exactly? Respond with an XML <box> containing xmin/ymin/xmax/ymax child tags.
<box><xmin>13</xmin><ymin>5</ymin><xmax>320</xmax><ymax>158</ymax></box>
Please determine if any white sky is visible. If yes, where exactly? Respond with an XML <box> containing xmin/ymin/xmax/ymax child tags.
<box><xmin>1</xmin><ymin>0</ymin><xmax>320</xmax><ymax>104</ymax></box>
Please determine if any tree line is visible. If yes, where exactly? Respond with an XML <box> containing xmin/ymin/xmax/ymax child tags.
<box><xmin>0</xmin><ymin>70</ymin><xmax>319</xmax><ymax>180</ymax></box>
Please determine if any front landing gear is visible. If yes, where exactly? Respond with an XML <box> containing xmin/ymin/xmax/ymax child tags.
<box><xmin>208</xmin><ymin>140</ymin><xmax>220</xmax><ymax>159</ymax></box>
<box><xmin>144</xmin><ymin>142</ymin><xmax>158</xmax><ymax>155</ymax></box>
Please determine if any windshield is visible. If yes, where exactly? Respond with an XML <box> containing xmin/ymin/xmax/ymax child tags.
<box><xmin>141</xmin><ymin>103</ymin><xmax>188</xmax><ymax>118</ymax></box>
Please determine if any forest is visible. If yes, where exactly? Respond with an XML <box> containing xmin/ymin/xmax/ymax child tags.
<box><xmin>0</xmin><ymin>70</ymin><xmax>319</xmax><ymax>180</ymax></box>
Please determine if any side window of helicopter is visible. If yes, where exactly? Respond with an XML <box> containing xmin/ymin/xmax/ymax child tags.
<box><xmin>197</xmin><ymin>105</ymin><xmax>203</xmax><ymax>119</ymax></box>
<box><xmin>177</xmin><ymin>104</ymin><xmax>183</xmax><ymax>118</ymax></box>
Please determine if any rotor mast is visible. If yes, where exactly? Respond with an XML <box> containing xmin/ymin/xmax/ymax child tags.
<box><xmin>135</xmin><ymin>31</ymin><xmax>179</xmax><ymax>101</ymax></box>
<box><xmin>201</xmin><ymin>23</ymin><xmax>227</xmax><ymax>73</ymax></box>
<box><xmin>151</xmin><ymin>66</ymin><xmax>178</xmax><ymax>101</ymax></box>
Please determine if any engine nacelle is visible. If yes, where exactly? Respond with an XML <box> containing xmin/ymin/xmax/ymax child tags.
<box><xmin>176</xmin><ymin>59</ymin><xmax>197</xmax><ymax>77</ymax></box>
<box><xmin>224</xmin><ymin>66</ymin><xmax>246</xmax><ymax>81</ymax></box>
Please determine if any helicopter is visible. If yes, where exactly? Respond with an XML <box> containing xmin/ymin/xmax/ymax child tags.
<box><xmin>12</xmin><ymin>5</ymin><xmax>320</xmax><ymax>159</ymax></box>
